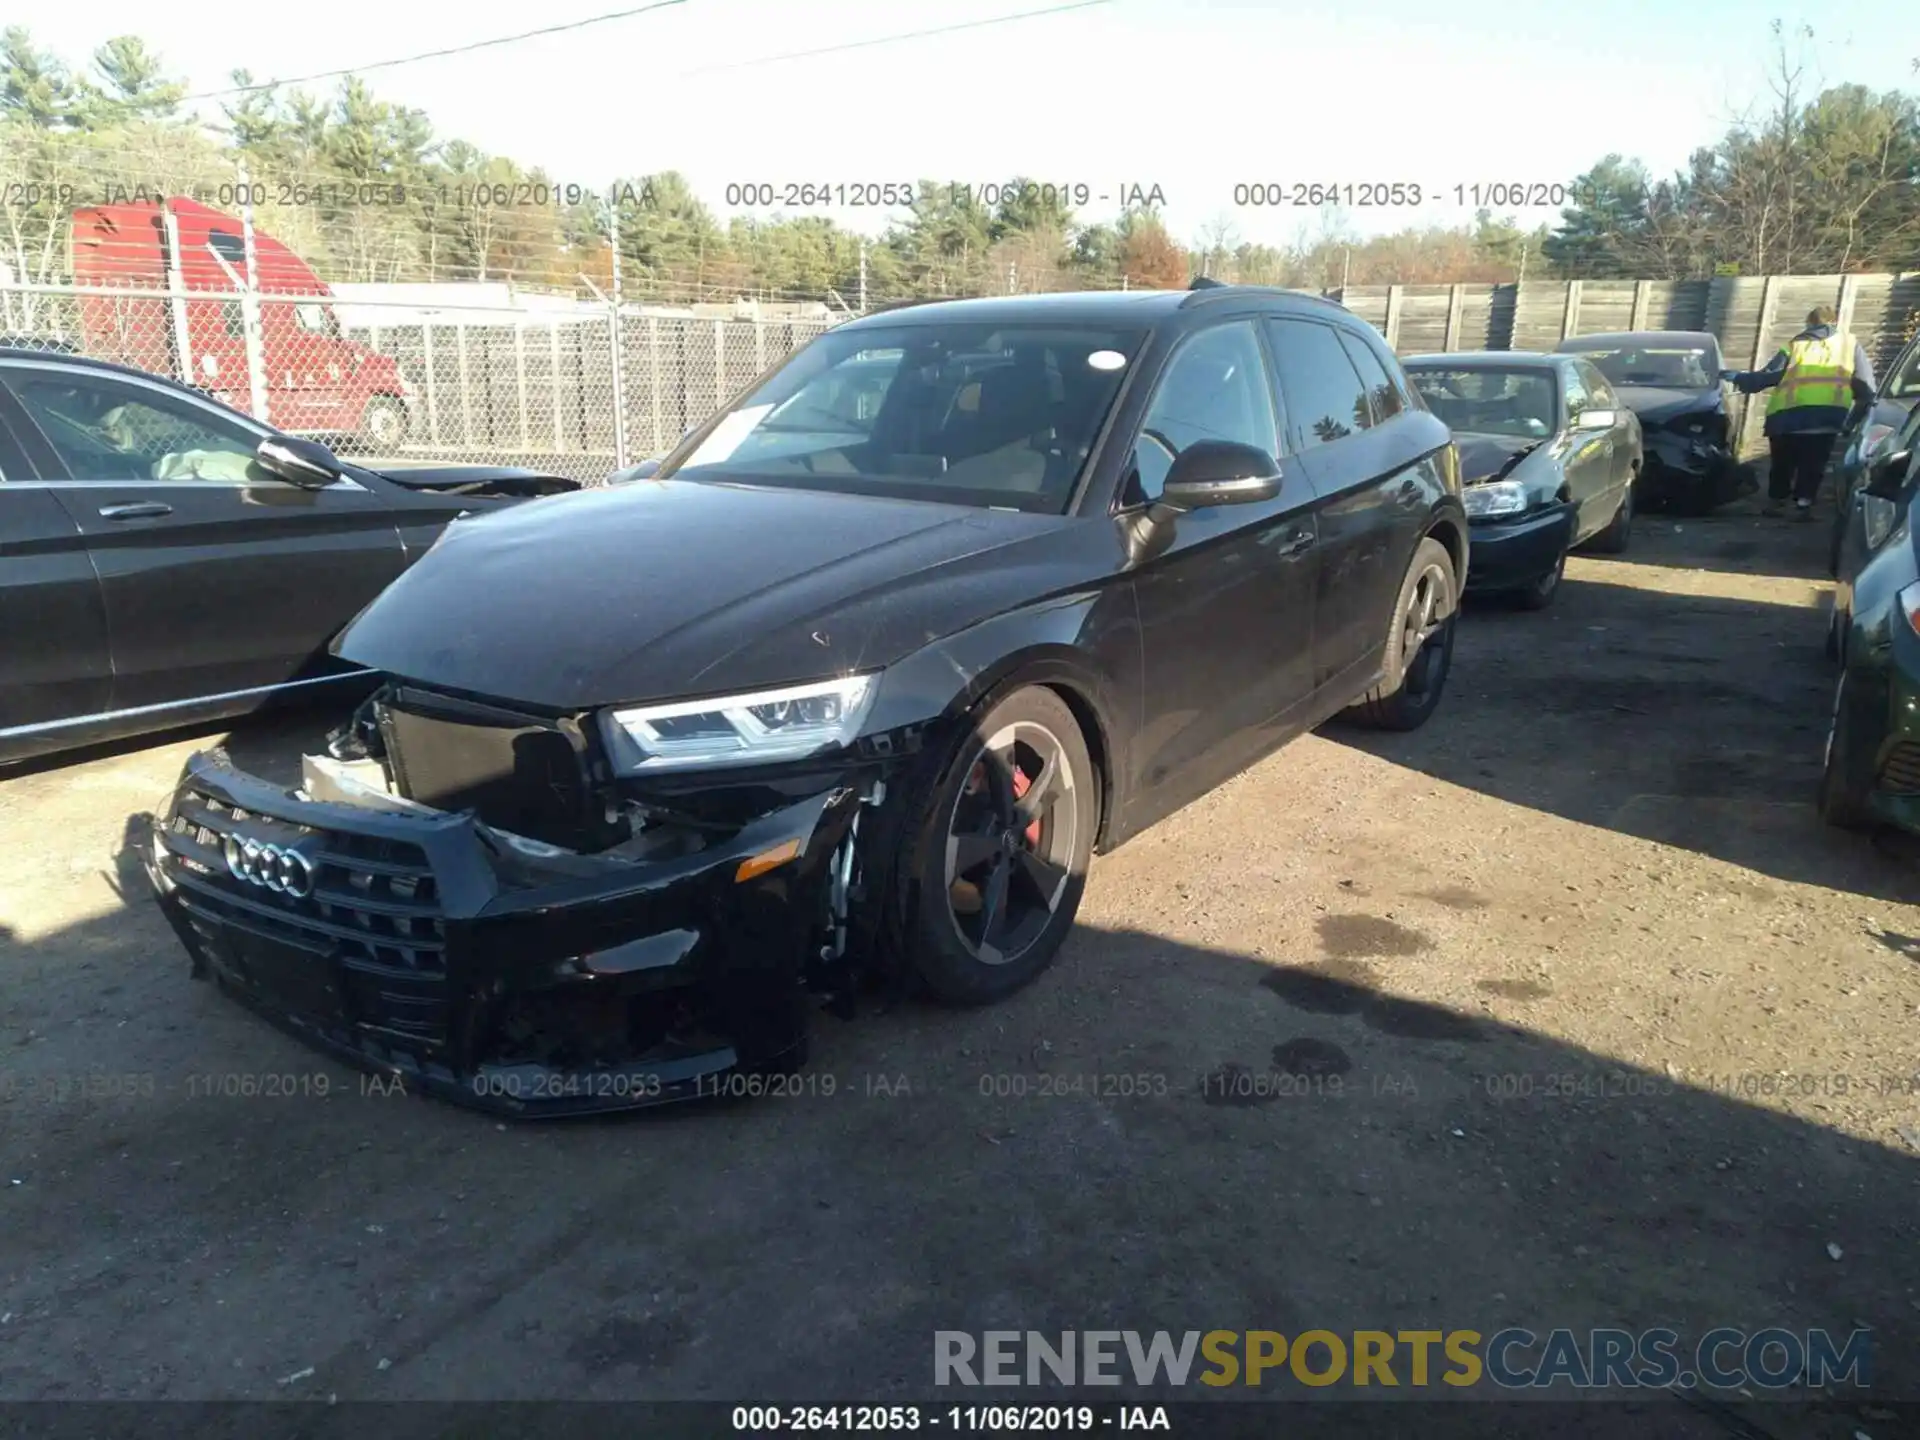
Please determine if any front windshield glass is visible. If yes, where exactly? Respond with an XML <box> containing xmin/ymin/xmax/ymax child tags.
<box><xmin>660</xmin><ymin>321</ymin><xmax>1144</xmax><ymax>512</ymax></box>
<box><xmin>1405</xmin><ymin>367</ymin><xmax>1558</xmax><ymax>438</ymax></box>
<box><xmin>1574</xmin><ymin>346</ymin><xmax>1715</xmax><ymax>389</ymax></box>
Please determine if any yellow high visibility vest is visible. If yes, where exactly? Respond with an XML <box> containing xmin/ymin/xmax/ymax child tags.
<box><xmin>1767</xmin><ymin>332</ymin><xmax>1856</xmax><ymax>415</ymax></box>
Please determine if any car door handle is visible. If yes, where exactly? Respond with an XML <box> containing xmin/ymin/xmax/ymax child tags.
<box><xmin>97</xmin><ymin>502</ymin><xmax>174</xmax><ymax>520</ymax></box>
<box><xmin>1276</xmin><ymin>529</ymin><xmax>1314</xmax><ymax>556</ymax></box>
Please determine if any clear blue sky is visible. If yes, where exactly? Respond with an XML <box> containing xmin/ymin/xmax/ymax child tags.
<box><xmin>21</xmin><ymin>0</ymin><xmax>1919</xmax><ymax>245</ymax></box>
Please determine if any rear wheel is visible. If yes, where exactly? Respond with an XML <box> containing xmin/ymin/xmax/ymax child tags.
<box><xmin>899</xmin><ymin>686</ymin><xmax>1098</xmax><ymax>1005</ymax></box>
<box><xmin>1818</xmin><ymin>667</ymin><xmax>1876</xmax><ymax>830</ymax></box>
<box><xmin>1347</xmin><ymin>537</ymin><xmax>1457</xmax><ymax>730</ymax></box>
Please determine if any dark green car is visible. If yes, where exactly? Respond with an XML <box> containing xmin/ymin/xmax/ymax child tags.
<box><xmin>1821</xmin><ymin>397</ymin><xmax>1920</xmax><ymax>829</ymax></box>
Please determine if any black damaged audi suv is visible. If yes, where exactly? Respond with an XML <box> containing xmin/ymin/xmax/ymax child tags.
<box><xmin>146</xmin><ymin>282</ymin><xmax>1468</xmax><ymax>1114</ymax></box>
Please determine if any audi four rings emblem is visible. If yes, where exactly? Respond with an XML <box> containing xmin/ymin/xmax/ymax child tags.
<box><xmin>223</xmin><ymin>836</ymin><xmax>317</xmax><ymax>898</ymax></box>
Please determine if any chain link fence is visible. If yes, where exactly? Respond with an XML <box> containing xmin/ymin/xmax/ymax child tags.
<box><xmin>0</xmin><ymin>275</ymin><xmax>841</xmax><ymax>483</ymax></box>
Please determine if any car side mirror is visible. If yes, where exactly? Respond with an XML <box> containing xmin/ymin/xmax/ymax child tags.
<box><xmin>1157</xmin><ymin>440</ymin><xmax>1282</xmax><ymax>511</ymax></box>
<box><xmin>1864</xmin><ymin>448</ymin><xmax>1915</xmax><ymax>501</ymax></box>
<box><xmin>256</xmin><ymin>434</ymin><xmax>342</xmax><ymax>489</ymax></box>
<box><xmin>1575</xmin><ymin>408</ymin><xmax>1616</xmax><ymax>430</ymax></box>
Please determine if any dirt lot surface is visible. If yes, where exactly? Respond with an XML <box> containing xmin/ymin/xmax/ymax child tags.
<box><xmin>3</xmin><ymin>498</ymin><xmax>1919</xmax><ymax>1436</ymax></box>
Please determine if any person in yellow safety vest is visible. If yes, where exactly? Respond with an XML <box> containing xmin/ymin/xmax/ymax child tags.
<box><xmin>1722</xmin><ymin>306</ymin><xmax>1877</xmax><ymax>520</ymax></box>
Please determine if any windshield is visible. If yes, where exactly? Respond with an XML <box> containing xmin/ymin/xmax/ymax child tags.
<box><xmin>1405</xmin><ymin>367</ymin><xmax>1558</xmax><ymax>438</ymax></box>
<box><xmin>660</xmin><ymin>322</ymin><xmax>1143</xmax><ymax>512</ymax></box>
<box><xmin>1573</xmin><ymin>346</ymin><xmax>1715</xmax><ymax>389</ymax></box>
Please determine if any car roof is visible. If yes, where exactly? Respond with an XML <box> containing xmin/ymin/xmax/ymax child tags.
<box><xmin>1555</xmin><ymin>331</ymin><xmax>1718</xmax><ymax>351</ymax></box>
<box><xmin>0</xmin><ymin>345</ymin><xmax>198</xmax><ymax>388</ymax></box>
<box><xmin>1402</xmin><ymin>351</ymin><xmax>1564</xmax><ymax>370</ymax></box>
<box><xmin>837</xmin><ymin>285</ymin><xmax>1347</xmax><ymax>333</ymax></box>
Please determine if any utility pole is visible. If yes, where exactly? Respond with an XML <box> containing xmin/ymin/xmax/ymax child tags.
<box><xmin>1517</xmin><ymin>241</ymin><xmax>1529</xmax><ymax>286</ymax></box>
<box><xmin>608</xmin><ymin>183</ymin><xmax>629</xmax><ymax>469</ymax></box>
<box><xmin>1341</xmin><ymin>247</ymin><xmax>1351</xmax><ymax>292</ymax></box>
<box><xmin>858</xmin><ymin>238</ymin><xmax>868</xmax><ymax>313</ymax></box>
<box><xmin>1008</xmin><ymin>261</ymin><xmax>1017</xmax><ymax>295</ymax></box>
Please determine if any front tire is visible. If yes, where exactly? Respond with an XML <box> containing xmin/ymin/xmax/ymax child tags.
<box><xmin>1347</xmin><ymin>536</ymin><xmax>1458</xmax><ymax>731</ymax></box>
<box><xmin>899</xmin><ymin>686</ymin><xmax>1098</xmax><ymax>1006</ymax></box>
<box><xmin>1509</xmin><ymin>547</ymin><xmax>1567</xmax><ymax>610</ymax></box>
<box><xmin>359</xmin><ymin>395</ymin><xmax>409</xmax><ymax>449</ymax></box>
<box><xmin>1819</xmin><ymin>667</ymin><xmax>1876</xmax><ymax>831</ymax></box>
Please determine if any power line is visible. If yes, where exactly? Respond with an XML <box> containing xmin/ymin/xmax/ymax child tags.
<box><xmin>680</xmin><ymin>0</ymin><xmax>1113</xmax><ymax>76</ymax></box>
<box><xmin>179</xmin><ymin>0</ymin><xmax>691</xmax><ymax>103</ymax></box>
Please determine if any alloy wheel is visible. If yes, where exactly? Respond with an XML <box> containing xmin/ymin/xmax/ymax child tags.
<box><xmin>1399</xmin><ymin>560</ymin><xmax>1455</xmax><ymax>696</ymax></box>
<box><xmin>943</xmin><ymin>720</ymin><xmax>1080</xmax><ymax>967</ymax></box>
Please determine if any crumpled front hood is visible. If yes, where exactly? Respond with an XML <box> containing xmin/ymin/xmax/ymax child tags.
<box><xmin>333</xmin><ymin>478</ymin><xmax>1084</xmax><ymax>711</ymax></box>
<box><xmin>1613</xmin><ymin>385</ymin><xmax>1720</xmax><ymax>427</ymax></box>
<box><xmin>1454</xmin><ymin>433</ymin><xmax>1544</xmax><ymax>484</ymax></box>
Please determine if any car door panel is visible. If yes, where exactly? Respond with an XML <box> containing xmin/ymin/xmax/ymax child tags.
<box><xmin>0</xmin><ymin>399</ymin><xmax>113</xmax><ymax>737</ymax></box>
<box><xmin>1581</xmin><ymin>362</ymin><xmax>1637</xmax><ymax>517</ymax></box>
<box><xmin>1559</xmin><ymin>365</ymin><xmax>1614</xmax><ymax>541</ymax></box>
<box><xmin>1303</xmin><ymin>438</ymin><xmax>1439</xmax><ymax>688</ymax></box>
<box><xmin>1265</xmin><ymin>319</ymin><xmax>1423</xmax><ymax>689</ymax></box>
<box><xmin>2</xmin><ymin>361</ymin><xmax>409</xmax><ymax>712</ymax></box>
<box><xmin>51</xmin><ymin>482</ymin><xmax>409</xmax><ymax>708</ymax></box>
<box><xmin>1121</xmin><ymin>318</ymin><xmax>1319</xmax><ymax>836</ymax></box>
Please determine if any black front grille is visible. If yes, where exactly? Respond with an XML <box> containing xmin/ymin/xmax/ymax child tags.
<box><xmin>162</xmin><ymin>790</ymin><xmax>450</xmax><ymax>1044</ymax></box>
<box><xmin>1880</xmin><ymin>742</ymin><xmax>1920</xmax><ymax>794</ymax></box>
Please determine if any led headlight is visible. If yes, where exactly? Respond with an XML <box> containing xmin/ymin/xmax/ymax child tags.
<box><xmin>603</xmin><ymin>674</ymin><xmax>877</xmax><ymax>773</ymax></box>
<box><xmin>1462</xmin><ymin>479</ymin><xmax>1529</xmax><ymax>519</ymax></box>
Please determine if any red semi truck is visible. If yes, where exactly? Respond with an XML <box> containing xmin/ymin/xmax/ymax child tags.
<box><xmin>68</xmin><ymin>196</ymin><xmax>414</xmax><ymax>446</ymax></box>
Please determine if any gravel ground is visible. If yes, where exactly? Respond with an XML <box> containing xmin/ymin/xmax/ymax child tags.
<box><xmin>2</xmin><ymin>496</ymin><xmax>1918</xmax><ymax>1436</ymax></box>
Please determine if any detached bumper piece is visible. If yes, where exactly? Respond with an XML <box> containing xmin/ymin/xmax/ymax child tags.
<box><xmin>145</xmin><ymin>750</ymin><xmax>859</xmax><ymax>1117</ymax></box>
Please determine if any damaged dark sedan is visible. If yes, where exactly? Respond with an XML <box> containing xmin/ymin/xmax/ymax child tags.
<box><xmin>1404</xmin><ymin>352</ymin><xmax>1637</xmax><ymax>609</ymax></box>
<box><xmin>0</xmin><ymin>349</ymin><xmax>578</xmax><ymax>762</ymax></box>
<box><xmin>144</xmin><ymin>284</ymin><xmax>1469</xmax><ymax>1116</ymax></box>
<box><xmin>1554</xmin><ymin>331</ymin><xmax>1756</xmax><ymax>513</ymax></box>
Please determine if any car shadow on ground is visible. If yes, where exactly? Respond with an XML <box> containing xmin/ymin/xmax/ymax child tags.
<box><xmin>1336</xmin><ymin>535</ymin><xmax>1920</xmax><ymax>906</ymax></box>
<box><xmin>2</xmin><ymin>861</ymin><xmax>1917</xmax><ymax>1438</ymax></box>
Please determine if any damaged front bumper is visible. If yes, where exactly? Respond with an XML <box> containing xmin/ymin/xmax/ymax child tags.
<box><xmin>144</xmin><ymin>748</ymin><xmax>869</xmax><ymax>1117</ymax></box>
<box><xmin>1638</xmin><ymin>431</ymin><xmax>1754</xmax><ymax>511</ymax></box>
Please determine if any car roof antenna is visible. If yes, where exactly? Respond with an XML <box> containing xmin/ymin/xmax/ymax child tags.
<box><xmin>1188</xmin><ymin>276</ymin><xmax>1226</xmax><ymax>289</ymax></box>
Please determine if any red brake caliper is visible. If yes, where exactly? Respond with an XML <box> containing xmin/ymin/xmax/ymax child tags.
<box><xmin>1012</xmin><ymin>765</ymin><xmax>1041</xmax><ymax>846</ymax></box>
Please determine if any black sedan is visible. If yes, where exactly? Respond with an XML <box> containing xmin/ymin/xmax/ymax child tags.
<box><xmin>0</xmin><ymin>349</ymin><xmax>578</xmax><ymax>762</ymax></box>
<box><xmin>1554</xmin><ymin>331</ymin><xmax>1754</xmax><ymax>513</ymax></box>
<box><xmin>1404</xmin><ymin>352</ymin><xmax>1639</xmax><ymax>609</ymax></box>
<box><xmin>144</xmin><ymin>282</ymin><xmax>1469</xmax><ymax>1115</ymax></box>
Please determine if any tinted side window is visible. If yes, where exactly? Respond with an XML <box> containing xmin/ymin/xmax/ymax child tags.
<box><xmin>1561</xmin><ymin>364</ymin><xmax>1590</xmax><ymax>418</ymax></box>
<box><xmin>1266</xmin><ymin>319</ymin><xmax>1369</xmax><ymax>450</ymax></box>
<box><xmin>11</xmin><ymin>369</ymin><xmax>265</xmax><ymax>482</ymax></box>
<box><xmin>1577</xmin><ymin>361</ymin><xmax>1617</xmax><ymax>408</ymax></box>
<box><xmin>207</xmin><ymin>229</ymin><xmax>247</xmax><ymax>269</ymax></box>
<box><xmin>1888</xmin><ymin>340</ymin><xmax>1920</xmax><ymax>400</ymax></box>
<box><xmin>1127</xmin><ymin>321</ymin><xmax>1279</xmax><ymax>502</ymax></box>
<box><xmin>1336</xmin><ymin>329</ymin><xmax>1404</xmax><ymax>426</ymax></box>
